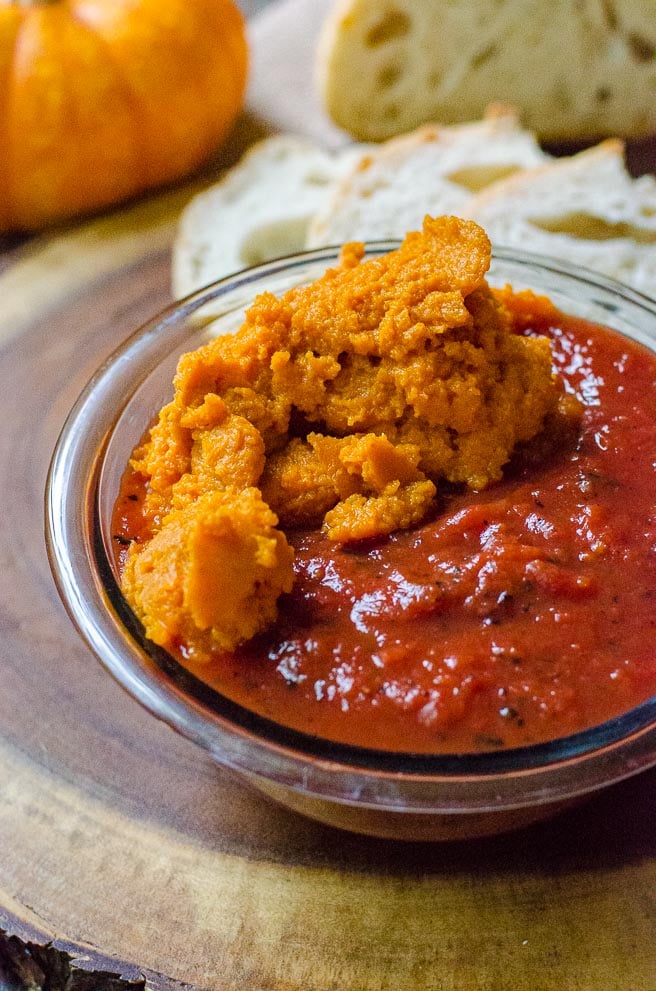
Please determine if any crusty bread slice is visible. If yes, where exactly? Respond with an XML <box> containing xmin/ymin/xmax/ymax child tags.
<box><xmin>306</xmin><ymin>108</ymin><xmax>547</xmax><ymax>248</ymax></box>
<box><xmin>317</xmin><ymin>0</ymin><xmax>656</xmax><ymax>142</ymax></box>
<box><xmin>467</xmin><ymin>139</ymin><xmax>656</xmax><ymax>297</ymax></box>
<box><xmin>172</xmin><ymin>135</ymin><xmax>361</xmax><ymax>298</ymax></box>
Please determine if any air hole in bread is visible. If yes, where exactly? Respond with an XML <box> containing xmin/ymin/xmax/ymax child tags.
<box><xmin>601</xmin><ymin>0</ymin><xmax>618</xmax><ymax>30</ymax></box>
<box><xmin>378</xmin><ymin>63</ymin><xmax>402</xmax><ymax>88</ymax></box>
<box><xmin>365</xmin><ymin>8</ymin><xmax>411</xmax><ymax>47</ymax></box>
<box><xmin>238</xmin><ymin>218</ymin><xmax>310</xmax><ymax>268</ymax></box>
<box><xmin>446</xmin><ymin>164</ymin><xmax>520</xmax><ymax>193</ymax></box>
<box><xmin>190</xmin><ymin>248</ymin><xmax>209</xmax><ymax>280</ymax></box>
<box><xmin>382</xmin><ymin>102</ymin><xmax>401</xmax><ymax>121</ymax></box>
<box><xmin>552</xmin><ymin>83</ymin><xmax>572</xmax><ymax>112</ymax></box>
<box><xmin>528</xmin><ymin>212</ymin><xmax>656</xmax><ymax>244</ymax></box>
<box><xmin>472</xmin><ymin>43</ymin><xmax>498</xmax><ymax>69</ymax></box>
<box><xmin>427</xmin><ymin>70</ymin><xmax>441</xmax><ymax>88</ymax></box>
<box><xmin>303</xmin><ymin>170</ymin><xmax>337</xmax><ymax>187</ymax></box>
<box><xmin>627</xmin><ymin>31</ymin><xmax>655</xmax><ymax>62</ymax></box>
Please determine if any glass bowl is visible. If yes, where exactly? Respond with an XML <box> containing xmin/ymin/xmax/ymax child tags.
<box><xmin>46</xmin><ymin>245</ymin><xmax>656</xmax><ymax>841</ymax></box>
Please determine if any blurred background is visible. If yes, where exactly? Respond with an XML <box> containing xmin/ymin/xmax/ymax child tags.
<box><xmin>240</xmin><ymin>0</ymin><xmax>272</xmax><ymax>15</ymax></box>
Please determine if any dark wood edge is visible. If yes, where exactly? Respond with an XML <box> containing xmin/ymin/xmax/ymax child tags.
<box><xmin>0</xmin><ymin>911</ymin><xmax>195</xmax><ymax>991</ymax></box>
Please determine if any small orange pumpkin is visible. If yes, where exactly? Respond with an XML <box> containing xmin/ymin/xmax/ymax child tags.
<box><xmin>0</xmin><ymin>0</ymin><xmax>248</xmax><ymax>231</ymax></box>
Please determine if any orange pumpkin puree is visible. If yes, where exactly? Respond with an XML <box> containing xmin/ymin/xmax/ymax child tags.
<box><xmin>119</xmin><ymin>217</ymin><xmax>565</xmax><ymax>660</ymax></box>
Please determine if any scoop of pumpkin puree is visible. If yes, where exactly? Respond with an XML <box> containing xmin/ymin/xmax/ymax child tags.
<box><xmin>122</xmin><ymin>488</ymin><xmax>294</xmax><ymax>656</ymax></box>
<box><xmin>122</xmin><ymin>217</ymin><xmax>559</xmax><ymax>655</ymax></box>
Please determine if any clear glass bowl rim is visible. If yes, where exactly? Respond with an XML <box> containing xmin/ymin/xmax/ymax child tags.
<box><xmin>45</xmin><ymin>244</ymin><xmax>656</xmax><ymax>815</ymax></box>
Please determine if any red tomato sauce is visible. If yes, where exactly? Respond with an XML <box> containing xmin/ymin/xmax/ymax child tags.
<box><xmin>113</xmin><ymin>296</ymin><xmax>656</xmax><ymax>753</ymax></box>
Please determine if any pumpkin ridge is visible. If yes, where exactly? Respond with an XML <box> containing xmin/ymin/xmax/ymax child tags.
<box><xmin>68</xmin><ymin>1</ymin><xmax>150</xmax><ymax>192</ymax></box>
<box><xmin>0</xmin><ymin>8</ymin><xmax>23</xmax><ymax>229</ymax></box>
<box><xmin>4</xmin><ymin>5</ymin><xmax>72</xmax><ymax>228</ymax></box>
<box><xmin>187</xmin><ymin>0</ymin><xmax>249</xmax><ymax>163</ymax></box>
<box><xmin>215</xmin><ymin>0</ymin><xmax>249</xmax><ymax>125</ymax></box>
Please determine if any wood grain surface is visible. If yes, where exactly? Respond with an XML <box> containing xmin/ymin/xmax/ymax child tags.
<box><xmin>1</xmin><ymin>2</ymin><xmax>655</xmax><ymax>989</ymax></box>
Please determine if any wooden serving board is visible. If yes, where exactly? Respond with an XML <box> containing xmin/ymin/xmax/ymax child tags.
<box><xmin>1</xmin><ymin>2</ymin><xmax>656</xmax><ymax>989</ymax></box>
